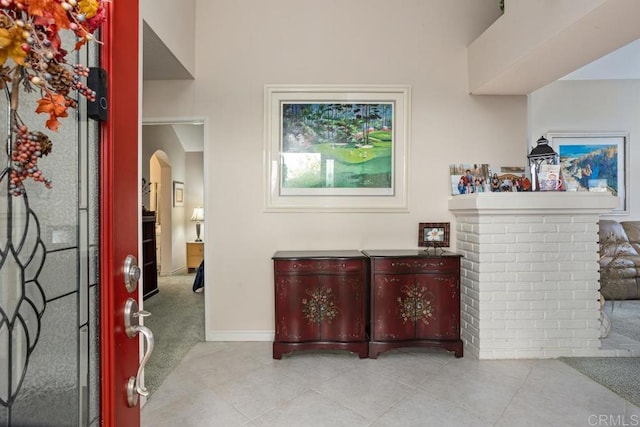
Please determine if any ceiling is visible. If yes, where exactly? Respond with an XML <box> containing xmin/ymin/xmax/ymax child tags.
<box><xmin>562</xmin><ymin>37</ymin><xmax>640</xmax><ymax>80</ymax></box>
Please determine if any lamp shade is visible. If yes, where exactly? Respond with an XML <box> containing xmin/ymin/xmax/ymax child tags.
<box><xmin>190</xmin><ymin>207</ymin><xmax>204</xmax><ymax>222</ymax></box>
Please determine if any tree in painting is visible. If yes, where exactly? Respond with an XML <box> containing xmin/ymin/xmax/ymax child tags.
<box><xmin>281</xmin><ymin>102</ymin><xmax>393</xmax><ymax>189</ymax></box>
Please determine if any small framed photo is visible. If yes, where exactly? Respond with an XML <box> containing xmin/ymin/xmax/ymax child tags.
<box><xmin>419</xmin><ymin>222</ymin><xmax>450</xmax><ymax>248</ymax></box>
<box><xmin>173</xmin><ymin>181</ymin><xmax>184</xmax><ymax>207</ymax></box>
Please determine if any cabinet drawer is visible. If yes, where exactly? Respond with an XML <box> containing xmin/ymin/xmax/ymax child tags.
<box><xmin>275</xmin><ymin>258</ymin><xmax>363</xmax><ymax>274</ymax></box>
<box><xmin>372</xmin><ymin>257</ymin><xmax>459</xmax><ymax>273</ymax></box>
<box><xmin>187</xmin><ymin>243</ymin><xmax>204</xmax><ymax>256</ymax></box>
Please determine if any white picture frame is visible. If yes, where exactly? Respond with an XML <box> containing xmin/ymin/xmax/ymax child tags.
<box><xmin>264</xmin><ymin>85</ymin><xmax>410</xmax><ymax>212</ymax></box>
<box><xmin>547</xmin><ymin>131</ymin><xmax>628</xmax><ymax>214</ymax></box>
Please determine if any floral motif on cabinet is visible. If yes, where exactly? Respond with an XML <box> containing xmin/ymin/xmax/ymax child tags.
<box><xmin>397</xmin><ymin>283</ymin><xmax>434</xmax><ymax>325</ymax></box>
<box><xmin>302</xmin><ymin>287</ymin><xmax>339</xmax><ymax>324</ymax></box>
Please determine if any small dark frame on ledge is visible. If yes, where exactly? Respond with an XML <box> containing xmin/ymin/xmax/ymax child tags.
<box><xmin>419</xmin><ymin>222</ymin><xmax>450</xmax><ymax>251</ymax></box>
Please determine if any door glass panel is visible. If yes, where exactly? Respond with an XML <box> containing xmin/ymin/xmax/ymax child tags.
<box><xmin>0</xmin><ymin>31</ymin><xmax>101</xmax><ymax>426</ymax></box>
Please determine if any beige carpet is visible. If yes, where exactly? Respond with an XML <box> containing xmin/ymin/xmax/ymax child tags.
<box><xmin>142</xmin><ymin>273</ymin><xmax>205</xmax><ymax>397</ymax></box>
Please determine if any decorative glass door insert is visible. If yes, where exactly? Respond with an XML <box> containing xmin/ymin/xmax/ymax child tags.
<box><xmin>0</xmin><ymin>25</ymin><xmax>102</xmax><ymax>427</ymax></box>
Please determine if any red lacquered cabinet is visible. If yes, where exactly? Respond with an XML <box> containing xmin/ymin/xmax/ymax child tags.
<box><xmin>364</xmin><ymin>250</ymin><xmax>463</xmax><ymax>359</ymax></box>
<box><xmin>272</xmin><ymin>250</ymin><xmax>368</xmax><ymax>359</ymax></box>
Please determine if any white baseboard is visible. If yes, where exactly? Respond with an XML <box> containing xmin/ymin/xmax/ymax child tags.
<box><xmin>206</xmin><ymin>330</ymin><xmax>274</xmax><ymax>341</ymax></box>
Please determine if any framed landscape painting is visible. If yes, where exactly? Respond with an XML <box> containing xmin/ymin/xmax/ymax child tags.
<box><xmin>548</xmin><ymin>132</ymin><xmax>628</xmax><ymax>213</ymax></box>
<box><xmin>264</xmin><ymin>85</ymin><xmax>410</xmax><ymax>212</ymax></box>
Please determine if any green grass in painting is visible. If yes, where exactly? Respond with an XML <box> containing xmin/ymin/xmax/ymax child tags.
<box><xmin>316</xmin><ymin>141</ymin><xmax>391</xmax><ymax>164</ymax></box>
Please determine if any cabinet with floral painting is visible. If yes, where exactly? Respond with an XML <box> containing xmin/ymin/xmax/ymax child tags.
<box><xmin>272</xmin><ymin>251</ymin><xmax>368</xmax><ymax>359</ymax></box>
<box><xmin>364</xmin><ymin>250</ymin><xmax>463</xmax><ymax>359</ymax></box>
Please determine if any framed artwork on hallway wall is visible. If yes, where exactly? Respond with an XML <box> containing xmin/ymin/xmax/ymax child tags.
<box><xmin>263</xmin><ymin>85</ymin><xmax>411</xmax><ymax>212</ymax></box>
<box><xmin>548</xmin><ymin>132</ymin><xmax>628</xmax><ymax>213</ymax></box>
<box><xmin>173</xmin><ymin>181</ymin><xmax>184</xmax><ymax>207</ymax></box>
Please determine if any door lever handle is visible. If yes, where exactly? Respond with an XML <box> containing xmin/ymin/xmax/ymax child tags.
<box><xmin>124</xmin><ymin>298</ymin><xmax>155</xmax><ymax>407</ymax></box>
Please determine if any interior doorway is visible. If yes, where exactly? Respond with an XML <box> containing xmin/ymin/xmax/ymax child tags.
<box><xmin>140</xmin><ymin>119</ymin><xmax>206</xmax><ymax>402</ymax></box>
<box><xmin>148</xmin><ymin>151</ymin><xmax>172</xmax><ymax>276</ymax></box>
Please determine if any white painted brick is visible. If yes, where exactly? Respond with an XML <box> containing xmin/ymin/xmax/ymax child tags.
<box><xmin>545</xmin><ymin>329</ymin><xmax>574</xmax><ymax>338</ymax></box>
<box><xmin>517</xmin><ymin>291</ymin><xmax>546</xmax><ymax>301</ymax></box>
<box><xmin>573</xmin><ymin>328</ymin><xmax>601</xmax><ymax>338</ymax></box>
<box><xmin>507</xmin><ymin>319</ymin><xmax>535</xmax><ymax>330</ymax></box>
<box><xmin>559</xmin><ymin>262</ymin><xmax>593</xmax><ymax>272</ymax></box>
<box><xmin>530</xmin><ymin>300</ymin><xmax>559</xmax><ymax>310</ymax></box>
<box><xmin>515</xmin><ymin>272</ymin><xmax>544</xmax><ymax>282</ymax></box>
<box><xmin>544</xmin><ymin>291</ymin><xmax>573</xmax><ymax>300</ymax></box>
<box><xmin>533</xmin><ymin>320</ymin><xmax>560</xmax><ymax>329</ymax></box>
<box><xmin>492</xmin><ymin>234</ymin><xmax>517</xmax><ymax>244</ymax></box>
<box><xmin>574</xmin><ymin>233</ymin><xmax>597</xmax><ymax>242</ymax></box>
<box><xmin>572</xmin><ymin>310</ymin><xmax>599</xmax><ymax>321</ymax></box>
<box><xmin>515</xmin><ymin>252</ymin><xmax>544</xmax><ymax>263</ymax></box>
<box><xmin>531</xmin><ymin>224</ymin><xmax>558</xmax><ymax>233</ymax></box>
<box><xmin>558</xmin><ymin>280</ymin><xmax>590</xmax><ymax>291</ymax></box>
<box><xmin>573</xmin><ymin>216</ymin><xmax>600</xmax><ymax>224</ymax></box>
<box><xmin>546</xmin><ymin>252</ymin><xmax>574</xmax><ymax>262</ymax></box>
<box><xmin>490</xmin><ymin>272</ymin><xmax>518</xmax><ymax>282</ymax></box>
<box><xmin>507</xmin><ymin>264</ymin><xmax>532</xmax><ymax>274</ymax></box>
<box><xmin>531</xmin><ymin>281</ymin><xmax>558</xmax><ymax>291</ymax></box>
<box><xmin>515</xmin><ymin>311</ymin><xmax>545</xmax><ymax>320</ymax></box>
<box><xmin>543</xmin><ymin>272</ymin><xmax>572</xmax><ymax>281</ymax></box>
<box><xmin>557</xmin><ymin>243</ymin><xmax>588</xmax><ymax>253</ymax></box>
<box><xmin>545</xmin><ymin>233</ymin><xmax>573</xmax><ymax>244</ymax></box>
<box><xmin>573</xmin><ymin>290</ymin><xmax>599</xmax><ymax>300</ymax></box>
<box><xmin>517</xmin><ymin>329</ymin><xmax>547</xmax><ymax>339</ymax></box>
<box><xmin>514</xmin><ymin>349</ymin><xmax>548</xmax><ymax>359</ymax></box>
<box><xmin>531</xmin><ymin>242</ymin><xmax>558</xmax><ymax>252</ymax></box>
<box><xmin>561</xmin><ymin>223</ymin><xmax>590</xmax><ymax>233</ymax></box>
<box><xmin>483</xmin><ymin>244</ymin><xmax>509</xmax><ymax>253</ymax></box>
<box><xmin>478</xmin><ymin>263</ymin><xmax>506</xmax><ymax>273</ymax></box>
<box><xmin>531</xmin><ymin>339</ymin><xmax>559</xmax><ymax>348</ymax></box>
<box><xmin>558</xmin><ymin>320</ymin><xmax>587</xmax><ymax>329</ymax></box>
<box><xmin>558</xmin><ymin>300</ymin><xmax>589</xmax><ymax>310</ymax></box>
<box><xmin>516</xmin><ymin>233</ymin><xmax>546</xmax><ymax>243</ymax></box>
<box><xmin>544</xmin><ymin>311</ymin><xmax>573</xmax><ymax>320</ymax></box>
<box><xmin>531</xmin><ymin>262</ymin><xmax>559</xmax><ymax>272</ymax></box>
<box><xmin>507</xmin><ymin>301</ymin><xmax>534</xmax><ymax>310</ymax></box>
<box><xmin>492</xmin><ymin>329</ymin><xmax>517</xmax><ymax>339</ymax></box>
<box><xmin>491</xmin><ymin>292</ymin><xmax>518</xmax><ymax>302</ymax></box>
<box><xmin>481</xmin><ymin>301</ymin><xmax>508</xmax><ymax>311</ymax></box>
<box><xmin>511</xmin><ymin>244</ymin><xmax>536</xmax><ymax>255</ymax></box>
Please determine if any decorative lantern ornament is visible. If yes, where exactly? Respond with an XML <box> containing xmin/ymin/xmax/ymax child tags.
<box><xmin>527</xmin><ymin>136</ymin><xmax>559</xmax><ymax>191</ymax></box>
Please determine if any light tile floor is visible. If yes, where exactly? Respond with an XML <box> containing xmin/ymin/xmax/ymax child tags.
<box><xmin>141</xmin><ymin>342</ymin><xmax>640</xmax><ymax>427</ymax></box>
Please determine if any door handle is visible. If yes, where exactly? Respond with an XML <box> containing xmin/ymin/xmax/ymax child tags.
<box><xmin>124</xmin><ymin>298</ymin><xmax>155</xmax><ymax>407</ymax></box>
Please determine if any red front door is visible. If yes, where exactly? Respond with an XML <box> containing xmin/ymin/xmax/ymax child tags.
<box><xmin>100</xmin><ymin>1</ymin><xmax>142</xmax><ymax>426</ymax></box>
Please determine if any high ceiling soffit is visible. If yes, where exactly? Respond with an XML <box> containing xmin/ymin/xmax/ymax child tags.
<box><xmin>143</xmin><ymin>20</ymin><xmax>194</xmax><ymax>81</ymax></box>
<box><xmin>468</xmin><ymin>0</ymin><xmax>640</xmax><ymax>95</ymax></box>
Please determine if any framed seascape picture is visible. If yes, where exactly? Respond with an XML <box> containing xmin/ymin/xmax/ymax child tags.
<box><xmin>548</xmin><ymin>132</ymin><xmax>628</xmax><ymax>213</ymax></box>
<box><xmin>173</xmin><ymin>181</ymin><xmax>184</xmax><ymax>207</ymax></box>
<box><xmin>264</xmin><ymin>85</ymin><xmax>410</xmax><ymax>212</ymax></box>
<box><xmin>418</xmin><ymin>222</ymin><xmax>450</xmax><ymax>248</ymax></box>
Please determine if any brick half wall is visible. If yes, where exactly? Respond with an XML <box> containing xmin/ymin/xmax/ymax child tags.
<box><xmin>449</xmin><ymin>192</ymin><xmax>618</xmax><ymax>359</ymax></box>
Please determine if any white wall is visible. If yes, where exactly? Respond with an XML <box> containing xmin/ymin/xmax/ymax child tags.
<box><xmin>185</xmin><ymin>151</ymin><xmax>204</xmax><ymax>242</ymax></box>
<box><xmin>529</xmin><ymin>79</ymin><xmax>639</xmax><ymax>220</ymax></box>
<box><xmin>142</xmin><ymin>125</ymin><xmax>188</xmax><ymax>273</ymax></box>
<box><xmin>143</xmin><ymin>0</ymin><xmax>528</xmax><ymax>339</ymax></box>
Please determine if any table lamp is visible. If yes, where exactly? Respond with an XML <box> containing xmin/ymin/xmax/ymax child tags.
<box><xmin>190</xmin><ymin>207</ymin><xmax>204</xmax><ymax>242</ymax></box>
